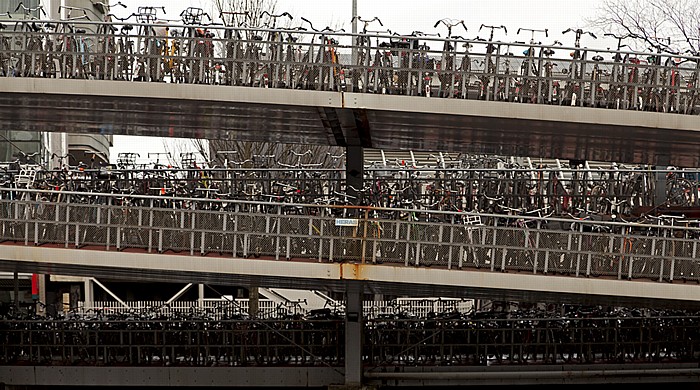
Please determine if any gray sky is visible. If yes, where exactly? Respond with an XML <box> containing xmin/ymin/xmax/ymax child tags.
<box><xmin>109</xmin><ymin>0</ymin><xmax>615</xmax><ymax>165</ymax></box>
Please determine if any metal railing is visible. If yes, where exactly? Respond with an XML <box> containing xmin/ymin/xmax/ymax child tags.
<box><xmin>69</xmin><ymin>298</ymin><xmax>474</xmax><ymax>320</ymax></box>
<box><xmin>2</xmin><ymin>187</ymin><xmax>700</xmax><ymax>283</ymax></box>
<box><xmin>0</xmin><ymin>318</ymin><xmax>345</xmax><ymax>366</ymax></box>
<box><xmin>3</xmin><ymin>164</ymin><xmax>700</xmax><ymax>217</ymax></box>
<box><xmin>0</xmin><ymin>20</ymin><xmax>698</xmax><ymax>114</ymax></box>
<box><xmin>3</xmin><ymin>314</ymin><xmax>700</xmax><ymax>366</ymax></box>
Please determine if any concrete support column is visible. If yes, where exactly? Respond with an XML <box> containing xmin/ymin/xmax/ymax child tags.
<box><xmin>653</xmin><ymin>155</ymin><xmax>671</xmax><ymax>211</ymax></box>
<box><xmin>83</xmin><ymin>277</ymin><xmax>94</xmax><ymax>310</ymax></box>
<box><xmin>346</xmin><ymin>146</ymin><xmax>364</xmax><ymax>205</ymax></box>
<box><xmin>198</xmin><ymin>284</ymin><xmax>204</xmax><ymax>308</ymax></box>
<box><xmin>249</xmin><ymin>286</ymin><xmax>259</xmax><ymax>318</ymax></box>
<box><xmin>655</xmin><ymin>169</ymin><xmax>668</xmax><ymax>209</ymax></box>
<box><xmin>36</xmin><ymin>274</ymin><xmax>46</xmax><ymax>317</ymax></box>
<box><xmin>345</xmin><ymin>282</ymin><xmax>363</xmax><ymax>386</ymax></box>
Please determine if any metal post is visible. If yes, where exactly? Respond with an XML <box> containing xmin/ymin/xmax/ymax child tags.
<box><xmin>249</xmin><ymin>286</ymin><xmax>259</xmax><ymax>318</ymax></box>
<box><xmin>351</xmin><ymin>0</ymin><xmax>358</xmax><ymax>91</ymax></box>
<box><xmin>655</xmin><ymin>168</ymin><xmax>669</xmax><ymax>208</ymax></box>
<box><xmin>13</xmin><ymin>271</ymin><xmax>19</xmax><ymax>308</ymax></box>
<box><xmin>83</xmin><ymin>277</ymin><xmax>94</xmax><ymax>311</ymax></box>
<box><xmin>198</xmin><ymin>284</ymin><xmax>204</xmax><ymax>308</ymax></box>
<box><xmin>345</xmin><ymin>281</ymin><xmax>363</xmax><ymax>386</ymax></box>
<box><xmin>37</xmin><ymin>274</ymin><xmax>46</xmax><ymax>316</ymax></box>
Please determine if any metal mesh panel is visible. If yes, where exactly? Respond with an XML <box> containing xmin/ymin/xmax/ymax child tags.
<box><xmin>197</xmin><ymin>211</ymin><xmax>227</xmax><ymax>255</ymax></box>
<box><xmin>626</xmin><ymin>235</ymin><xmax>659</xmax><ymax>280</ymax></box>
<box><xmin>672</xmin><ymin>240</ymin><xmax>700</xmax><ymax>282</ymax></box>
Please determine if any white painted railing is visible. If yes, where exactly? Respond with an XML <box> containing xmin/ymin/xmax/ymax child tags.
<box><xmin>75</xmin><ymin>298</ymin><xmax>474</xmax><ymax>319</ymax></box>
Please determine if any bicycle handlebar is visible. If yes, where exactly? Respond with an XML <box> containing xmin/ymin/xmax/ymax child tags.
<box><xmin>260</xmin><ymin>11</ymin><xmax>293</xmax><ymax>20</ymax></box>
<box><xmin>15</xmin><ymin>2</ymin><xmax>46</xmax><ymax>16</ymax></box>
<box><xmin>563</xmin><ymin>28</ymin><xmax>597</xmax><ymax>39</ymax></box>
<box><xmin>300</xmin><ymin>17</ymin><xmax>318</xmax><ymax>32</ymax></box>
<box><xmin>106</xmin><ymin>13</ymin><xmax>135</xmax><ymax>22</ymax></box>
<box><xmin>517</xmin><ymin>28</ymin><xmax>548</xmax><ymax>38</ymax></box>
<box><xmin>434</xmin><ymin>18</ymin><xmax>468</xmax><ymax>35</ymax></box>
<box><xmin>90</xmin><ymin>1</ymin><xmax>126</xmax><ymax>10</ymax></box>
<box><xmin>479</xmin><ymin>24</ymin><xmax>507</xmax><ymax>35</ymax></box>
<box><xmin>352</xmin><ymin>16</ymin><xmax>384</xmax><ymax>29</ymax></box>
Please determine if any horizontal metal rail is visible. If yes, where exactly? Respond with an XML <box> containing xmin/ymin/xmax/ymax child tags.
<box><xmin>2</xmin><ymin>187</ymin><xmax>700</xmax><ymax>283</ymax></box>
<box><xmin>0</xmin><ymin>20</ymin><xmax>698</xmax><ymax>114</ymax></box>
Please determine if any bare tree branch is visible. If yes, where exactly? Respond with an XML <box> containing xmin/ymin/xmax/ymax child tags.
<box><xmin>589</xmin><ymin>0</ymin><xmax>700</xmax><ymax>53</ymax></box>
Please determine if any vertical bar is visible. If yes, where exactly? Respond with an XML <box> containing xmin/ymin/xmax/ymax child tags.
<box><xmin>415</xmin><ymin>242</ymin><xmax>421</xmax><ymax>266</ymax></box>
<box><xmin>491</xmin><ymin>220</ymin><xmax>498</xmax><ymax>272</ymax></box>
<box><xmin>318</xmin><ymin>218</ymin><xmax>324</xmax><ymax>262</ymax></box>
<box><xmin>233</xmin><ymin>214</ymin><xmax>238</xmax><ymax>257</ymax></box>
<box><xmin>75</xmin><ymin>223</ymin><xmax>79</xmax><ymax>248</ymax></box>
<box><xmin>243</xmin><ymin>233</ymin><xmax>248</xmax><ymax>257</ymax></box>
<box><xmin>106</xmin><ymin>198</ymin><xmax>112</xmax><ymax>250</ymax></box>
<box><xmin>447</xmin><ymin>225</ymin><xmax>454</xmax><ymax>270</ymax></box>
<box><xmin>190</xmin><ymin>212</ymin><xmax>196</xmax><ymax>256</ymax></box>
<box><xmin>533</xmin><ymin>223</ymin><xmax>541</xmax><ymax>274</ymax></box>
<box><xmin>659</xmin><ymin>234</ymin><xmax>666</xmax><ymax>282</ymax></box>
<box><xmin>404</xmin><ymin>224</ymin><xmax>411</xmax><ymax>267</ymax></box>
<box><xmin>148</xmin><ymin>201</ymin><xmax>154</xmax><ymax>253</ymax></box>
<box><xmin>200</xmin><ymin>230</ymin><xmax>205</xmax><ymax>255</ymax></box>
<box><xmin>575</xmin><ymin>225</ymin><xmax>583</xmax><ymax>277</ymax></box>
<box><xmin>64</xmin><ymin>205</ymin><xmax>70</xmax><ymax>248</ymax></box>
<box><xmin>275</xmin><ymin>208</ymin><xmax>281</xmax><ymax>260</ymax></box>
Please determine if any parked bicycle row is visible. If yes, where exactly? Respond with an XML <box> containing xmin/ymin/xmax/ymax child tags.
<box><xmin>2</xmin><ymin>303</ymin><xmax>700</xmax><ymax>366</ymax></box>
<box><xmin>1</xmin><ymin>8</ymin><xmax>699</xmax><ymax>114</ymax></box>
<box><xmin>3</xmin><ymin>158</ymin><xmax>699</xmax><ymax>220</ymax></box>
<box><xmin>3</xmin><ymin>187</ymin><xmax>700</xmax><ymax>282</ymax></box>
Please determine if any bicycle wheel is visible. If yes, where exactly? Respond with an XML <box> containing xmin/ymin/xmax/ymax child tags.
<box><xmin>667</xmin><ymin>178</ymin><xmax>694</xmax><ymax>207</ymax></box>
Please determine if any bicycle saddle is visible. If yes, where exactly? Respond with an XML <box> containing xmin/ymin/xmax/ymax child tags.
<box><xmin>121</xmin><ymin>25</ymin><xmax>133</xmax><ymax>32</ymax></box>
<box><xmin>75</xmin><ymin>28</ymin><xmax>86</xmax><ymax>34</ymax></box>
<box><xmin>0</xmin><ymin>23</ymin><xmax>5</xmax><ymax>30</ymax></box>
<box><xmin>542</xmin><ymin>48</ymin><xmax>555</xmax><ymax>56</ymax></box>
<box><xmin>592</xmin><ymin>55</ymin><xmax>604</xmax><ymax>61</ymax></box>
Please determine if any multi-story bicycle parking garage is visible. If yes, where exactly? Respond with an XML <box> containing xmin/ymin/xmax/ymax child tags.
<box><xmin>4</xmin><ymin>5</ymin><xmax>700</xmax><ymax>388</ymax></box>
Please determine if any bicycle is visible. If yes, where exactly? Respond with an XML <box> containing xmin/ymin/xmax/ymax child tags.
<box><xmin>351</xmin><ymin>16</ymin><xmax>383</xmax><ymax>92</ymax></box>
<box><xmin>560</xmin><ymin>28</ymin><xmax>597</xmax><ymax>106</ymax></box>
<box><xmin>434</xmin><ymin>18</ymin><xmax>468</xmax><ymax>98</ymax></box>
<box><xmin>180</xmin><ymin>7</ymin><xmax>214</xmax><ymax>84</ymax></box>
<box><xmin>219</xmin><ymin>11</ymin><xmax>249</xmax><ymax>86</ymax></box>
<box><xmin>477</xmin><ymin>24</ymin><xmax>507</xmax><ymax>101</ymax></box>
<box><xmin>132</xmin><ymin>6</ymin><xmax>166</xmax><ymax>82</ymax></box>
<box><xmin>515</xmin><ymin>28</ymin><xmax>548</xmax><ymax>103</ymax></box>
<box><xmin>259</xmin><ymin>11</ymin><xmax>293</xmax><ymax>88</ymax></box>
<box><xmin>366</xmin><ymin>28</ymin><xmax>394</xmax><ymax>94</ymax></box>
<box><xmin>297</xmin><ymin>18</ymin><xmax>344</xmax><ymax>91</ymax></box>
